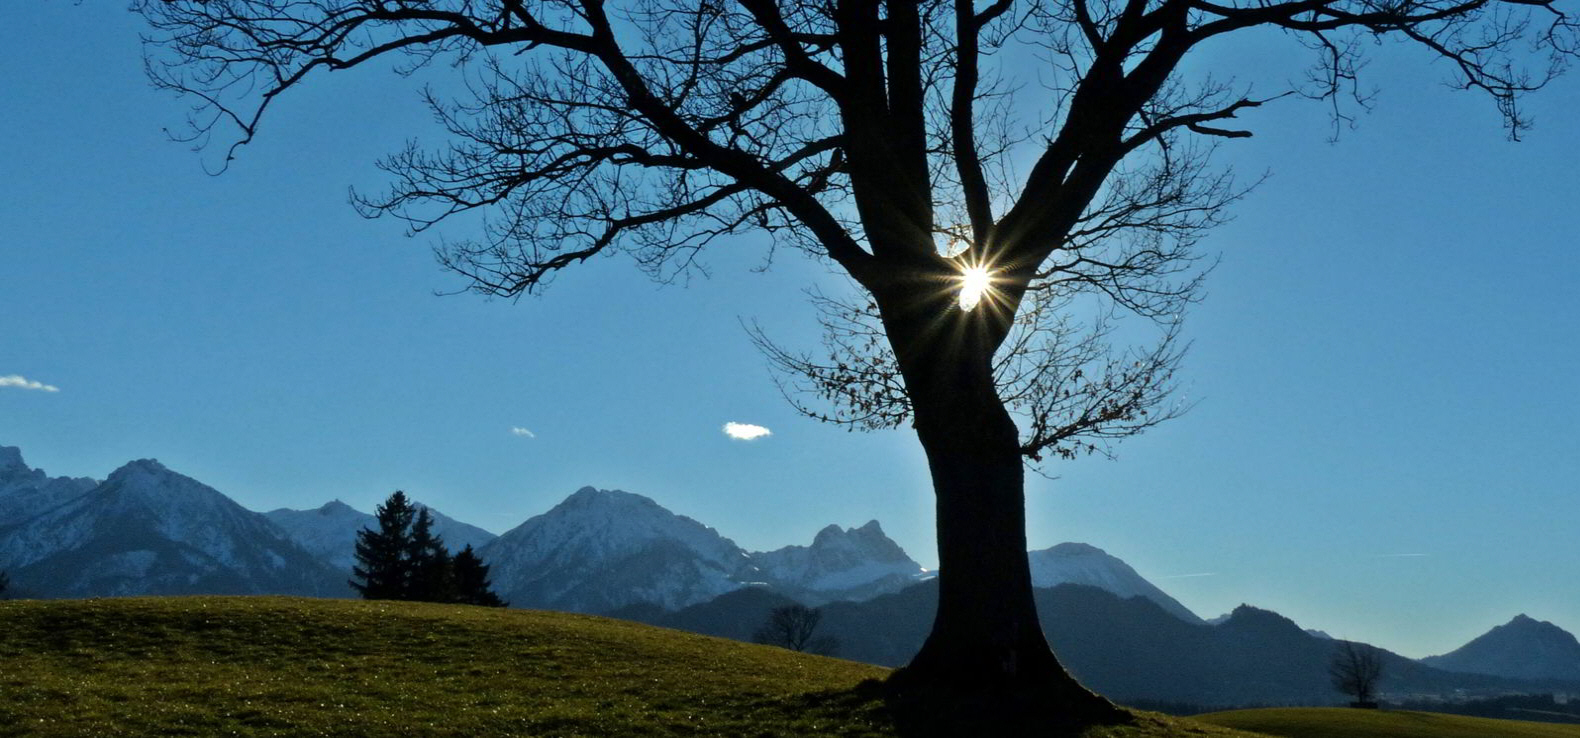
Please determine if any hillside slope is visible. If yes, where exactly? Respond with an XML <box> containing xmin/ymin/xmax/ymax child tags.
<box><xmin>1422</xmin><ymin>615</ymin><xmax>1580</xmax><ymax>682</ymax></box>
<box><xmin>1196</xmin><ymin>707</ymin><xmax>1580</xmax><ymax>738</ymax></box>
<box><xmin>0</xmin><ymin>596</ymin><xmax>1257</xmax><ymax>737</ymax></box>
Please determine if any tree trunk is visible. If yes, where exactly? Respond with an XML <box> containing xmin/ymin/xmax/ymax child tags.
<box><xmin>874</xmin><ymin>286</ymin><xmax>1121</xmax><ymax>726</ymax></box>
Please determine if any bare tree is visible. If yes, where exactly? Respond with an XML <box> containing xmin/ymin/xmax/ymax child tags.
<box><xmin>136</xmin><ymin>0</ymin><xmax>1575</xmax><ymax>718</ymax></box>
<box><xmin>753</xmin><ymin>603</ymin><xmax>841</xmax><ymax>655</ymax></box>
<box><xmin>1330</xmin><ymin>641</ymin><xmax>1385</xmax><ymax>707</ymax></box>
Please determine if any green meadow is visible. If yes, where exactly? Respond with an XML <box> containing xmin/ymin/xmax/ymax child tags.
<box><xmin>0</xmin><ymin>596</ymin><xmax>1571</xmax><ymax>737</ymax></box>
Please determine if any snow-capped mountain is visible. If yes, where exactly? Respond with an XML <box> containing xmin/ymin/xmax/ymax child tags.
<box><xmin>480</xmin><ymin>488</ymin><xmax>1197</xmax><ymax>621</ymax></box>
<box><xmin>265</xmin><ymin>499</ymin><xmax>497</xmax><ymax>572</ymax></box>
<box><xmin>748</xmin><ymin>520</ymin><xmax>927</xmax><ymax>605</ymax></box>
<box><xmin>0</xmin><ymin>458</ymin><xmax>344</xmax><ymax>598</ymax></box>
<box><xmin>0</xmin><ymin>446</ymin><xmax>98</xmax><ymax>526</ymax></box>
<box><xmin>0</xmin><ymin>443</ymin><xmax>1204</xmax><ymax>623</ymax></box>
<box><xmin>480</xmin><ymin>486</ymin><xmax>753</xmax><ymax>612</ymax></box>
<box><xmin>1421</xmin><ymin>614</ymin><xmax>1580</xmax><ymax>682</ymax></box>
<box><xmin>1027</xmin><ymin>542</ymin><xmax>1202</xmax><ymax>623</ymax></box>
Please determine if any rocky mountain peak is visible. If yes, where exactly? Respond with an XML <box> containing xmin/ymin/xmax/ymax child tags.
<box><xmin>108</xmin><ymin>458</ymin><xmax>171</xmax><ymax>482</ymax></box>
<box><xmin>748</xmin><ymin>520</ymin><xmax>926</xmax><ymax>604</ymax></box>
<box><xmin>0</xmin><ymin>445</ymin><xmax>26</xmax><ymax>471</ymax></box>
<box><xmin>316</xmin><ymin>499</ymin><xmax>358</xmax><ymax>516</ymax></box>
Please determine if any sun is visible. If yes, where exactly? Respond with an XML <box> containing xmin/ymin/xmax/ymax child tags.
<box><xmin>958</xmin><ymin>265</ymin><xmax>993</xmax><ymax>312</ymax></box>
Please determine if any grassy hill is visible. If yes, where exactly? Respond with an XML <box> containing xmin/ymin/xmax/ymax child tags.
<box><xmin>0</xmin><ymin>596</ymin><xmax>1259</xmax><ymax>737</ymax></box>
<box><xmin>1195</xmin><ymin>707</ymin><xmax>1580</xmax><ymax>738</ymax></box>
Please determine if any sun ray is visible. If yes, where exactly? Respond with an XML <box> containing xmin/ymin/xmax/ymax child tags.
<box><xmin>958</xmin><ymin>265</ymin><xmax>992</xmax><ymax>312</ymax></box>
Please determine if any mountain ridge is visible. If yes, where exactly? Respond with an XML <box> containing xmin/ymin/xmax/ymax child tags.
<box><xmin>1422</xmin><ymin>614</ymin><xmax>1580</xmax><ymax>682</ymax></box>
<box><xmin>0</xmin><ymin>457</ymin><xmax>344</xmax><ymax>598</ymax></box>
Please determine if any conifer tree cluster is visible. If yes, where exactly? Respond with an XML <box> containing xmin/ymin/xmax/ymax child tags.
<box><xmin>350</xmin><ymin>491</ymin><xmax>506</xmax><ymax>607</ymax></box>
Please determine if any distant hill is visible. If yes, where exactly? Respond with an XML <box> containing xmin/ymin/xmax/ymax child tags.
<box><xmin>0</xmin><ymin>459</ymin><xmax>344</xmax><ymax>598</ymax></box>
<box><xmin>1422</xmin><ymin>614</ymin><xmax>1580</xmax><ymax>682</ymax></box>
<box><xmin>623</xmin><ymin>579</ymin><xmax>1573</xmax><ymax>706</ymax></box>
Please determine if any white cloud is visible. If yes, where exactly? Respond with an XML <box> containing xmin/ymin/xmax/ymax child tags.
<box><xmin>723</xmin><ymin>422</ymin><xmax>772</xmax><ymax>441</ymax></box>
<box><xmin>510</xmin><ymin>427</ymin><xmax>536</xmax><ymax>438</ymax></box>
<box><xmin>0</xmin><ymin>375</ymin><xmax>59</xmax><ymax>393</ymax></box>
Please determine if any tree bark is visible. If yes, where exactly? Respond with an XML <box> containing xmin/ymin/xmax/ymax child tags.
<box><xmin>874</xmin><ymin>279</ymin><xmax>1120</xmax><ymax>723</ymax></box>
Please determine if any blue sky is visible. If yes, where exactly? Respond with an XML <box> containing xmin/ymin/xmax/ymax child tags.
<box><xmin>3</xmin><ymin>3</ymin><xmax>1577</xmax><ymax>658</ymax></box>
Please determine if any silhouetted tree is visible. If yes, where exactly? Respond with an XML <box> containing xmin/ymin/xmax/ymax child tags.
<box><xmin>138</xmin><ymin>0</ymin><xmax>1577</xmax><ymax>716</ymax></box>
<box><xmin>452</xmin><ymin>545</ymin><xmax>508</xmax><ymax>607</ymax></box>
<box><xmin>754</xmin><ymin>604</ymin><xmax>840</xmax><ymax>655</ymax></box>
<box><xmin>352</xmin><ymin>492</ymin><xmax>506</xmax><ymax>606</ymax></box>
<box><xmin>1330</xmin><ymin>641</ymin><xmax>1385</xmax><ymax>708</ymax></box>
<box><xmin>407</xmin><ymin>508</ymin><xmax>456</xmax><ymax>602</ymax></box>
<box><xmin>0</xmin><ymin>570</ymin><xmax>9</xmax><ymax>599</ymax></box>
<box><xmin>351</xmin><ymin>490</ymin><xmax>417</xmax><ymax>600</ymax></box>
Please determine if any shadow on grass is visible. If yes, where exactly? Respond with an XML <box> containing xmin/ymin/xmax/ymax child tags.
<box><xmin>788</xmin><ymin>678</ymin><xmax>1138</xmax><ymax>737</ymax></box>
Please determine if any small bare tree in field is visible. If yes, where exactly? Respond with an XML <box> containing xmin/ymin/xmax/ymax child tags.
<box><xmin>1330</xmin><ymin>641</ymin><xmax>1385</xmax><ymax>708</ymax></box>
<box><xmin>754</xmin><ymin>604</ymin><xmax>841</xmax><ymax>655</ymax></box>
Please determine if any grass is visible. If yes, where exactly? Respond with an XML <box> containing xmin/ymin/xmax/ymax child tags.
<box><xmin>7</xmin><ymin>597</ymin><xmax>1577</xmax><ymax>737</ymax></box>
<box><xmin>1195</xmin><ymin>707</ymin><xmax>1580</xmax><ymax>738</ymax></box>
<box><xmin>0</xmin><ymin>596</ymin><xmax>1262</xmax><ymax>737</ymax></box>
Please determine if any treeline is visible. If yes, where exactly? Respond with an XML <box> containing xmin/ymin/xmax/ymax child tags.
<box><xmin>351</xmin><ymin>491</ymin><xmax>506</xmax><ymax>607</ymax></box>
<box><xmin>1390</xmin><ymin>694</ymin><xmax>1580</xmax><ymax>725</ymax></box>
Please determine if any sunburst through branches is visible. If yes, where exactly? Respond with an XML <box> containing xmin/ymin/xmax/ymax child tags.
<box><xmin>957</xmin><ymin>265</ymin><xmax>994</xmax><ymax>312</ymax></box>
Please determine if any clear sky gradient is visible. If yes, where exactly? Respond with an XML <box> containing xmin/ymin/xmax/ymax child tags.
<box><xmin>3</xmin><ymin>3</ymin><xmax>1576</xmax><ymax>658</ymax></box>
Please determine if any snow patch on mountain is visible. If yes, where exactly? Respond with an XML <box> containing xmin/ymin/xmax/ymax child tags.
<box><xmin>749</xmin><ymin>520</ymin><xmax>927</xmax><ymax>604</ymax></box>
<box><xmin>265</xmin><ymin>499</ymin><xmax>497</xmax><ymax>572</ymax></box>
<box><xmin>481</xmin><ymin>487</ymin><xmax>753</xmax><ymax>612</ymax></box>
<box><xmin>1028</xmin><ymin>542</ymin><xmax>1202</xmax><ymax>623</ymax></box>
<box><xmin>0</xmin><ymin>445</ymin><xmax>98</xmax><ymax>526</ymax></box>
<box><xmin>0</xmin><ymin>458</ymin><xmax>344</xmax><ymax>598</ymax></box>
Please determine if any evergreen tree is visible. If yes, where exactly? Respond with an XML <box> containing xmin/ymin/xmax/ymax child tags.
<box><xmin>407</xmin><ymin>507</ymin><xmax>455</xmax><ymax>602</ymax></box>
<box><xmin>350</xmin><ymin>490</ymin><xmax>416</xmax><ymax>600</ymax></box>
<box><xmin>452</xmin><ymin>545</ymin><xmax>507</xmax><ymax>607</ymax></box>
<box><xmin>0</xmin><ymin>570</ymin><xmax>9</xmax><ymax>599</ymax></box>
<box><xmin>350</xmin><ymin>491</ymin><xmax>505</xmax><ymax>607</ymax></box>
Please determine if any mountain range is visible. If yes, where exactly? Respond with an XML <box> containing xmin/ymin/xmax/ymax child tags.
<box><xmin>0</xmin><ymin>456</ymin><xmax>343</xmax><ymax>598</ymax></box>
<box><xmin>618</xmin><ymin>579</ymin><xmax>1579</xmax><ymax>706</ymax></box>
<box><xmin>1</xmin><ymin>443</ymin><xmax>1576</xmax><ymax>704</ymax></box>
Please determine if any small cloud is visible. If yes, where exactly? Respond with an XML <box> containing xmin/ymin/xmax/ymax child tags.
<box><xmin>1159</xmin><ymin>572</ymin><xmax>1218</xmax><ymax>579</ymax></box>
<box><xmin>510</xmin><ymin>427</ymin><xmax>536</xmax><ymax>438</ymax></box>
<box><xmin>723</xmin><ymin>422</ymin><xmax>772</xmax><ymax>441</ymax></box>
<box><xmin>0</xmin><ymin>375</ymin><xmax>59</xmax><ymax>393</ymax></box>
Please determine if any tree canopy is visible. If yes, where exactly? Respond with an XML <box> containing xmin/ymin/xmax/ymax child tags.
<box><xmin>138</xmin><ymin>0</ymin><xmax>1575</xmax><ymax>717</ymax></box>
